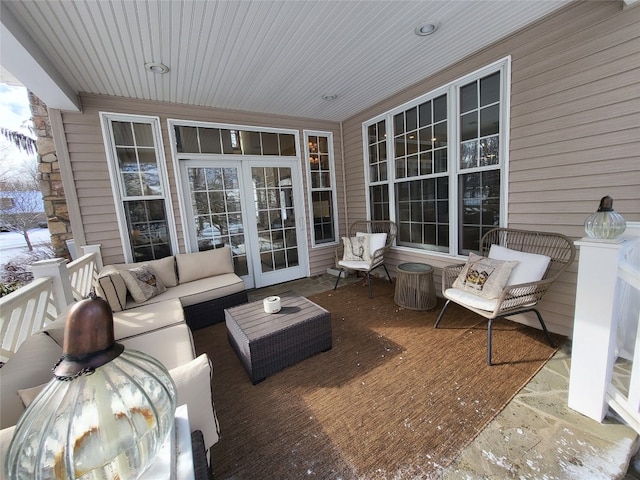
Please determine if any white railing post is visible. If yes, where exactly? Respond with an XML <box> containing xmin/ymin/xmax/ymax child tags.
<box><xmin>31</xmin><ymin>258</ymin><xmax>74</xmax><ymax>312</ymax></box>
<box><xmin>81</xmin><ymin>244</ymin><xmax>103</xmax><ymax>271</ymax></box>
<box><xmin>568</xmin><ymin>238</ymin><xmax>628</xmax><ymax>421</ymax></box>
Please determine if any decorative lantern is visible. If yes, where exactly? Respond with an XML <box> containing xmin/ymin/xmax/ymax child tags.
<box><xmin>584</xmin><ymin>195</ymin><xmax>627</xmax><ymax>240</ymax></box>
<box><xmin>5</xmin><ymin>296</ymin><xmax>176</xmax><ymax>480</ymax></box>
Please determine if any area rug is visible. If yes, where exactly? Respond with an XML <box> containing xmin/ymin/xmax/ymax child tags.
<box><xmin>193</xmin><ymin>279</ymin><xmax>564</xmax><ymax>480</ymax></box>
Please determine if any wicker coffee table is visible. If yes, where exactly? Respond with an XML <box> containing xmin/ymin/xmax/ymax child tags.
<box><xmin>224</xmin><ymin>291</ymin><xmax>332</xmax><ymax>384</ymax></box>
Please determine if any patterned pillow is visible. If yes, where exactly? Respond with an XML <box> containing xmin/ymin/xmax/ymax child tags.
<box><xmin>452</xmin><ymin>253</ymin><xmax>519</xmax><ymax>300</ymax></box>
<box><xmin>342</xmin><ymin>236</ymin><xmax>371</xmax><ymax>262</ymax></box>
<box><xmin>120</xmin><ymin>265</ymin><xmax>167</xmax><ymax>303</ymax></box>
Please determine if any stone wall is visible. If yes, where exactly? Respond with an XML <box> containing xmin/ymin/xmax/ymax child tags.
<box><xmin>29</xmin><ymin>92</ymin><xmax>71</xmax><ymax>259</ymax></box>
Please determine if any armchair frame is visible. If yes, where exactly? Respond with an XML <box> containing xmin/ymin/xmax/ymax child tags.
<box><xmin>334</xmin><ymin>220</ymin><xmax>397</xmax><ymax>297</ymax></box>
<box><xmin>435</xmin><ymin>227</ymin><xmax>576</xmax><ymax>365</ymax></box>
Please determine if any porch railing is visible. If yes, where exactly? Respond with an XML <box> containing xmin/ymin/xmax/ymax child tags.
<box><xmin>0</xmin><ymin>277</ymin><xmax>58</xmax><ymax>363</ymax></box>
<box><xmin>0</xmin><ymin>245</ymin><xmax>102</xmax><ymax>363</ymax></box>
<box><xmin>569</xmin><ymin>222</ymin><xmax>640</xmax><ymax>433</ymax></box>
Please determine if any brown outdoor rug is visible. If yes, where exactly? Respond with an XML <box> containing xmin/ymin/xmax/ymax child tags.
<box><xmin>193</xmin><ymin>279</ymin><xmax>564</xmax><ymax>480</ymax></box>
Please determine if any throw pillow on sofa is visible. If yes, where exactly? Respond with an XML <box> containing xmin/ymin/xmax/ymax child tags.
<box><xmin>95</xmin><ymin>265</ymin><xmax>128</xmax><ymax>312</ymax></box>
<box><xmin>120</xmin><ymin>265</ymin><xmax>167</xmax><ymax>303</ymax></box>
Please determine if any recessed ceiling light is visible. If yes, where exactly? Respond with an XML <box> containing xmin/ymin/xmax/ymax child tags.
<box><xmin>144</xmin><ymin>62</ymin><xmax>169</xmax><ymax>74</ymax></box>
<box><xmin>415</xmin><ymin>22</ymin><xmax>439</xmax><ymax>36</ymax></box>
<box><xmin>322</xmin><ymin>93</ymin><xmax>338</xmax><ymax>101</ymax></box>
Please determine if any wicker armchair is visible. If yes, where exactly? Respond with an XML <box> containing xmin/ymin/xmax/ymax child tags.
<box><xmin>334</xmin><ymin>220</ymin><xmax>397</xmax><ymax>297</ymax></box>
<box><xmin>434</xmin><ymin>228</ymin><xmax>576</xmax><ymax>365</ymax></box>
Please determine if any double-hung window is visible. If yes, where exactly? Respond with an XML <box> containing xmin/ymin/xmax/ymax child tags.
<box><xmin>364</xmin><ymin>58</ymin><xmax>509</xmax><ymax>256</ymax></box>
<box><xmin>100</xmin><ymin>113</ymin><xmax>176</xmax><ymax>262</ymax></box>
<box><xmin>304</xmin><ymin>131</ymin><xmax>338</xmax><ymax>246</ymax></box>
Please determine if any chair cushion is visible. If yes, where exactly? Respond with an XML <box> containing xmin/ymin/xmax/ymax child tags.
<box><xmin>337</xmin><ymin>259</ymin><xmax>372</xmax><ymax>271</ymax></box>
<box><xmin>120</xmin><ymin>264</ymin><xmax>167</xmax><ymax>303</ymax></box>
<box><xmin>452</xmin><ymin>253</ymin><xmax>518</xmax><ymax>299</ymax></box>
<box><xmin>445</xmin><ymin>288</ymin><xmax>499</xmax><ymax>311</ymax></box>
<box><xmin>356</xmin><ymin>232</ymin><xmax>387</xmax><ymax>256</ymax></box>
<box><xmin>342</xmin><ymin>236</ymin><xmax>371</xmax><ymax>262</ymax></box>
<box><xmin>488</xmin><ymin>245</ymin><xmax>551</xmax><ymax>285</ymax></box>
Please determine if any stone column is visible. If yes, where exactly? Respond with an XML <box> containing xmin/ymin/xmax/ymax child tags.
<box><xmin>29</xmin><ymin>91</ymin><xmax>71</xmax><ymax>260</ymax></box>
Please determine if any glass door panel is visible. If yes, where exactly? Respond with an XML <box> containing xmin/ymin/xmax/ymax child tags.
<box><xmin>187</xmin><ymin>166</ymin><xmax>249</xmax><ymax>276</ymax></box>
<box><xmin>253</xmin><ymin>166</ymin><xmax>299</xmax><ymax>273</ymax></box>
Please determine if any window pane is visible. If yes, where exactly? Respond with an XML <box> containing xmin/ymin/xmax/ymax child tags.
<box><xmin>460</xmin><ymin>140</ymin><xmax>478</xmax><ymax>170</ymax></box>
<box><xmin>433</xmin><ymin>122</ymin><xmax>447</xmax><ymax>148</ymax></box>
<box><xmin>133</xmin><ymin>123</ymin><xmax>153</xmax><ymax>147</ymax></box>
<box><xmin>460</xmin><ymin>83</ymin><xmax>477</xmax><ymax>114</ymax></box>
<box><xmin>240</xmin><ymin>131</ymin><xmax>262</xmax><ymax>155</ymax></box>
<box><xmin>461</xmin><ymin>112</ymin><xmax>477</xmax><ymax>141</ymax></box>
<box><xmin>199</xmin><ymin>128</ymin><xmax>222</xmax><ymax>154</ymax></box>
<box><xmin>480</xmin><ymin>136</ymin><xmax>499</xmax><ymax>166</ymax></box>
<box><xmin>433</xmin><ymin>95</ymin><xmax>447</xmax><ymax>122</ymax></box>
<box><xmin>176</xmin><ymin>126</ymin><xmax>199</xmax><ymax>153</ymax></box>
<box><xmin>279</xmin><ymin>134</ymin><xmax>296</xmax><ymax>155</ymax></box>
<box><xmin>459</xmin><ymin>170</ymin><xmax>500</xmax><ymax>254</ymax></box>
<box><xmin>125</xmin><ymin>200</ymin><xmax>171</xmax><ymax>261</ymax></box>
<box><xmin>260</xmin><ymin>133</ymin><xmax>278</xmax><ymax>155</ymax></box>
<box><xmin>406</xmin><ymin>133</ymin><xmax>418</xmax><ymax>156</ymax></box>
<box><xmin>394</xmin><ymin>113</ymin><xmax>404</xmax><ymax>135</ymax></box>
<box><xmin>112</xmin><ymin>121</ymin><xmax>133</xmax><ymax>145</ymax></box>
<box><xmin>419</xmin><ymin>100</ymin><xmax>432</xmax><ymax>127</ymax></box>
<box><xmin>406</xmin><ymin>107</ymin><xmax>417</xmax><ymax>132</ymax></box>
<box><xmin>434</xmin><ymin>149</ymin><xmax>447</xmax><ymax>173</ymax></box>
<box><xmin>480</xmin><ymin>72</ymin><xmax>500</xmax><ymax>106</ymax></box>
<box><xmin>480</xmin><ymin>105</ymin><xmax>499</xmax><ymax>137</ymax></box>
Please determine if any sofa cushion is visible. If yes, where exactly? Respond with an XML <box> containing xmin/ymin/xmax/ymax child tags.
<box><xmin>120</xmin><ymin>264</ymin><xmax>167</xmax><ymax>303</ymax></box>
<box><xmin>95</xmin><ymin>265</ymin><xmax>127</xmax><ymax>312</ymax></box>
<box><xmin>119</xmin><ymin>324</ymin><xmax>195</xmax><ymax>371</ymax></box>
<box><xmin>114</xmin><ymin>256</ymin><xmax>178</xmax><ymax>288</ymax></box>
<box><xmin>0</xmin><ymin>332</ymin><xmax>62</xmax><ymax>429</ymax></box>
<box><xmin>176</xmin><ymin>247</ymin><xmax>234</xmax><ymax>284</ymax></box>
<box><xmin>452</xmin><ymin>252</ymin><xmax>518</xmax><ymax>300</ymax></box>
<box><xmin>170</xmin><ymin>354</ymin><xmax>220</xmax><ymax>449</ymax></box>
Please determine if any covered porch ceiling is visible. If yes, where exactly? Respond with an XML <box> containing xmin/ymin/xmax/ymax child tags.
<box><xmin>0</xmin><ymin>0</ymin><xmax>629</xmax><ymax>122</ymax></box>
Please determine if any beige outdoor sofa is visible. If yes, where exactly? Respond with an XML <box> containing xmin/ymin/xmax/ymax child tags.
<box><xmin>0</xmin><ymin>246</ymin><xmax>248</xmax><ymax>474</ymax></box>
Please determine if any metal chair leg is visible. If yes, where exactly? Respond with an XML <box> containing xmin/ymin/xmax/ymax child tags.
<box><xmin>333</xmin><ymin>269</ymin><xmax>343</xmax><ymax>290</ymax></box>
<box><xmin>487</xmin><ymin>318</ymin><xmax>494</xmax><ymax>366</ymax></box>
<box><xmin>434</xmin><ymin>299</ymin><xmax>451</xmax><ymax>328</ymax></box>
<box><xmin>366</xmin><ymin>272</ymin><xmax>372</xmax><ymax>298</ymax></box>
<box><xmin>382</xmin><ymin>264</ymin><xmax>392</xmax><ymax>283</ymax></box>
<box><xmin>531</xmin><ymin>308</ymin><xmax>555</xmax><ymax>348</ymax></box>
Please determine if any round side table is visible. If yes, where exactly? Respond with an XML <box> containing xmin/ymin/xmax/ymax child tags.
<box><xmin>394</xmin><ymin>262</ymin><xmax>437</xmax><ymax>311</ymax></box>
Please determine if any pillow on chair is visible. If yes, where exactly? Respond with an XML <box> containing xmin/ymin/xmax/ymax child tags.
<box><xmin>356</xmin><ymin>232</ymin><xmax>387</xmax><ymax>258</ymax></box>
<box><xmin>488</xmin><ymin>245</ymin><xmax>551</xmax><ymax>285</ymax></box>
<box><xmin>342</xmin><ymin>236</ymin><xmax>371</xmax><ymax>262</ymax></box>
<box><xmin>452</xmin><ymin>253</ymin><xmax>518</xmax><ymax>300</ymax></box>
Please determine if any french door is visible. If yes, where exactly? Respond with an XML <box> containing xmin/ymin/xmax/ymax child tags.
<box><xmin>180</xmin><ymin>158</ymin><xmax>308</xmax><ymax>289</ymax></box>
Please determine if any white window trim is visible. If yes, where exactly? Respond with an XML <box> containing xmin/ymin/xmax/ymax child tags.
<box><xmin>362</xmin><ymin>57</ymin><xmax>511</xmax><ymax>259</ymax></box>
<box><xmin>303</xmin><ymin>130</ymin><xmax>339</xmax><ymax>248</ymax></box>
<box><xmin>99</xmin><ymin>112</ymin><xmax>178</xmax><ymax>262</ymax></box>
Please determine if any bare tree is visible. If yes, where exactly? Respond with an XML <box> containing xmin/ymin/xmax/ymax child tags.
<box><xmin>0</xmin><ymin>176</ymin><xmax>44</xmax><ymax>251</ymax></box>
